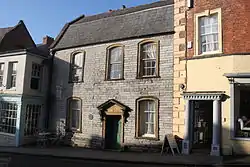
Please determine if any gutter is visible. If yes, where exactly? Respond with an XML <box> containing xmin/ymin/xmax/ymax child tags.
<box><xmin>0</xmin><ymin>49</ymin><xmax>48</xmax><ymax>59</ymax></box>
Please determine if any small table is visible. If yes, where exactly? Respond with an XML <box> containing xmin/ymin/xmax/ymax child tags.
<box><xmin>37</xmin><ymin>132</ymin><xmax>52</xmax><ymax>147</ymax></box>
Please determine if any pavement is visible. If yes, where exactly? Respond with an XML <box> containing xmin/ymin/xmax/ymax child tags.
<box><xmin>0</xmin><ymin>153</ymin><xmax>191</xmax><ymax>167</ymax></box>
<box><xmin>0</xmin><ymin>146</ymin><xmax>223</xmax><ymax>166</ymax></box>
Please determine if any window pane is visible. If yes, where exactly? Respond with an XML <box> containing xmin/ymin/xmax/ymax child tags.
<box><xmin>11</xmin><ymin>75</ymin><xmax>16</xmax><ymax>88</ymax></box>
<box><xmin>0</xmin><ymin>63</ymin><xmax>4</xmax><ymax>75</ymax></box>
<box><xmin>145</xmin><ymin>123</ymin><xmax>154</xmax><ymax>134</ymax></box>
<box><xmin>148</xmin><ymin>101</ymin><xmax>155</xmax><ymax>111</ymax></box>
<box><xmin>12</xmin><ymin>62</ymin><xmax>17</xmax><ymax>71</ymax></box>
<box><xmin>73</xmin><ymin>53</ymin><xmax>84</xmax><ymax>67</ymax></box>
<box><xmin>210</xmin><ymin>14</ymin><xmax>218</xmax><ymax>23</ymax></box>
<box><xmin>204</xmin><ymin>25</ymin><xmax>210</xmax><ymax>34</ymax></box>
<box><xmin>71</xmin><ymin>100</ymin><xmax>80</xmax><ymax>109</ymax></box>
<box><xmin>213</xmin><ymin>34</ymin><xmax>218</xmax><ymax>42</ymax></box>
<box><xmin>212</xmin><ymin>24</ymin><xmax>218</xmax><ymax>33</ymax></box>
<box><xmin>142</xmin><ymin>43</ymin><xmax>156</xmax><ymax>59</ymax></box>
<box><xmin>30</xmin><ymin>78</ymin><xmax>40</xmax><ymax>90</ymax></box>
<box><xmin>110</xmin><ymin>47</ymin><xmax>122</xmax><ymax>63</ymax></box>
<box><xmin>214</xmin><ymin>43</ymin><xmax>219</xmax><ymax>50</ymax></box>
<box><xmin>143</xmin><ymin>66</ymin><xmax>156</xmax><ymax>76</ymax></box>
<box><xmin>76</xmin><ymin>68</ymin><xmax>83</xmax><ymax>77</ymax></box>
<box><xmin>200</xmin><ymin>17</ymin><xmax>205</xmax><ymax>26</ymax></box>
<box><xmin>71</xmin><ymin>109</ymin><xmax>80</xmax><ymax>129</ymax></box>
<box><xmin>200</xmin><ymin>26</ymin><xmax>205</xmax><ymax>35</ymax></box>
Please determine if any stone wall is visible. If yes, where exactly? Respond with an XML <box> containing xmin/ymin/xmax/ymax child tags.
<box><xmin>173</xmin><ymin>0</ymin><xmax>187</xmax><ymax>138</ymax></box>
<box><xmin>51</xmin><ymin>34</ymin><xmax>173</xmax><ymax>151</ymax></box>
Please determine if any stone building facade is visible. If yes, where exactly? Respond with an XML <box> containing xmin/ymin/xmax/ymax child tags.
<box><xmin>50</xmin><ymin>0</ymin><xmax>174</xmax><ymax>151</ymax></box>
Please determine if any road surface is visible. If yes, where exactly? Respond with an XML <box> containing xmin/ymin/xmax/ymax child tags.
<box><xmin>0</xmin><ymin>153</ymin><xmax>193</xmax><ymax>167</ymax></box>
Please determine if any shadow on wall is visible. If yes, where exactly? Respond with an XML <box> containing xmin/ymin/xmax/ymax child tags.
<box><xmin>48</xmin><ymin>56</ymin><xmax>73</xmax><ymax>135</ymax></box>
<box><xmin>71</xmin><ymin>134</ymin><xmax>173</xmax><ymax>153</ymax></box>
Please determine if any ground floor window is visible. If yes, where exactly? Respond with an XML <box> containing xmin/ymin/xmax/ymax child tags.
<box><xmin>24</xmin><ymin>104</ymin><xmax>41</xmax><ymax>136</ymax></box>
<box><xmin>67</xmin><ymin>97</ymin><xmax>82</xmax><ymax>132</ymax></box>
<box><xmin>0</xmin><ymin>102</ymin><xmax>18</xmax><ymax>134</ymax></box>
<box><xmin>136</xmin><ymin>97</ymin><xmax>159</xmax><ymax>139</ymax></box>
<box><xmin>234</xmin><ymin>85</ymin><xmax>250</xmax><ymax>138</ymax></box>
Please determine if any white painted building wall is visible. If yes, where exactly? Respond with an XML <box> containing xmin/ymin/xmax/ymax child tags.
<box><xmin>0</xmin><ymin>51</ymin><xmax>27</xmax><ymax>95</ymax></box>
<box><xmin>0</xmin><ymin>50</ymin><xmax>50</xmax><ymax>146</ymax></box>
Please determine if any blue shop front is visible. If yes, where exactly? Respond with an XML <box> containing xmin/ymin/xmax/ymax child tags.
<box><xmin>0</xmin><ymin>94</ymin><xmax>46</xmax><ymax>147</ymax></box>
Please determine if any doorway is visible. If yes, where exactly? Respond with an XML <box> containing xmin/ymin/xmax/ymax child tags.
<box><xmin>192</xmin><ymin>100</ymin><xmax>213</xmax><ymax>151</ymax></box>
<box><xmin>105</xmin><ymin>115</ymin><xmax>121</xmax><ymax>150</ymax></box>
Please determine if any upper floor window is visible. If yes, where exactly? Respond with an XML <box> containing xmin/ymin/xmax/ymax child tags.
<box><xmin>0</xmin><ymin>63</ymin><xmax>4</xmax><ymax>87</ymax></box>
<box><xmin>106</xmin><ymin>45</ymin><xmax>124</xmax><ymax>80</ymax></box>
<box><xmin>136</xmin><ymin>97</ymin><xmax>159</xmax><ymax>139</ymax></box>
<box><xmin>67</xmin><ymin>97</ymin><xmax>82</xmax><ymax>132</ymax></box>
<box><xmin>69</xmin><ymin>51</ymin><xmax>85</xmax><ymax>83</ymax></box>
<box><xmin>7</xmin><ymin>62</ymin><xmax>17</xmax><ymax>89</ymax></box>
<box><xmin>195</xmin><ymin>8</ymin><xmax>222</xmax><ymax>55</ymax></box>
<box><xmin>138</xmin><ymin>40</ymin><xmax>159</xmax><ymax>78</ymax></box>
<box><xmin>30</xmin><ymin>63</ymin><xmax>42</xmax><ymax>90</ymax></box>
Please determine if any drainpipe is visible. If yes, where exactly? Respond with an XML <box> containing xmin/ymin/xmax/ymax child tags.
<box><xmin>45</xmin><ymin>50</ymin><xmax>54</xmax><ymax>129</ymax></box>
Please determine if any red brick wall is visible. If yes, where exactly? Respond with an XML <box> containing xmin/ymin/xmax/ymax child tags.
<box><xmin>187</xmin><ymin>0</ymin><xmax>250</xmax><ymax>58</ymax></box>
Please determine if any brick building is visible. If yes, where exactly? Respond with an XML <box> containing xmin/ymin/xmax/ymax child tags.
<box><xmin>174</xmin><ymin>0</ymin><xmax>250</xmax><ymax>156</ymax></box>
<box><xmin>49</xmin><ymin>1</ymin><xmax>174</xmax><ymax>151</ymax></box>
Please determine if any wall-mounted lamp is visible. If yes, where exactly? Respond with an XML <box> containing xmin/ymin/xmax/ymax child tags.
<box><xmin>179</xmin><ymin>84</ymin><xmax>186</xmax><ymax>90</ymax></box>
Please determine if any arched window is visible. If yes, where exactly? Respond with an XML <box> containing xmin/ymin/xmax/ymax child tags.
<box><xmin>138</xmin><ymin>40</ymin><xmax>159</xmax><ymax>78</ymax></box>
<box><xmin>136</xmin><ymin>97</ymin><xmax>159</xmax><ymax>139</ymax></box>
<box><xmin>106</xmin><ymin>45</ymin><xmax>124</xmax><ymax>80</ymax></box>
<box><xmin>67</xmin><ymin>97</ymin><xmax>82</xmax><ymax>132</ymax></box>
<box><xmin>69</xmin><ymin>51</ymin><xmax>85</xmax><ymax>82</ymax></box>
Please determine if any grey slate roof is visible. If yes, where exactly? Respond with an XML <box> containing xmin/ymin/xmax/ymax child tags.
<box><xmin>0</xmin><ymin>21</ymin><xmax>49</xmax><ymax>58</ymax></box>
<box><xmin>51</xmin><ymin>0</ymin><xmax>174</xmax><ymax>50</ymax></box>
<box><xmin>0</xmin><ymin>27</ymin><xmax>13</xmax><ymax>43</ymax></box>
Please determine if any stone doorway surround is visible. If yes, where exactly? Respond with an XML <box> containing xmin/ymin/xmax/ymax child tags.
<box><xmin>97</xmin><ymin>99</ymin><xmax>132</xmax><ymax>149</ymax></box>
<box><xmin>181</xmin><ymin>91</ymin><xmax>226</xmax><ymax>156</ymax></box>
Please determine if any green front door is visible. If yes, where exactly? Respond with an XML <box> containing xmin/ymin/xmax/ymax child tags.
<box><xmin>105</xmin><ymin>115</ymin><xmax>121</xmax><ymax>149</ymax></box>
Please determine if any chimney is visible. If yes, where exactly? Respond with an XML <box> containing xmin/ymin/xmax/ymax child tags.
<box><xmin>43</xmin><ymin>35</ymin><xmax>54</xmax><ymax>46</ymax></box>
<box><xmin>122</xmin><ymin>5</ymin><xmax>126</xmax><ymax>9</ymax></box>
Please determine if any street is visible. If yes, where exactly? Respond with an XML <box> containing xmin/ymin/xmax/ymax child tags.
<box><xmin>0</xmin><ymin>153</ymin><xmax>194</xmax><ymax>167</ymax></box>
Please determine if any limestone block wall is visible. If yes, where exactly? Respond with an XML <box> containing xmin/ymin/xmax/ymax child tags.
<box><xmin>50</xmin><ymin>34</ymin><xmax>173</xmax><ymax>150</ymax></box>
